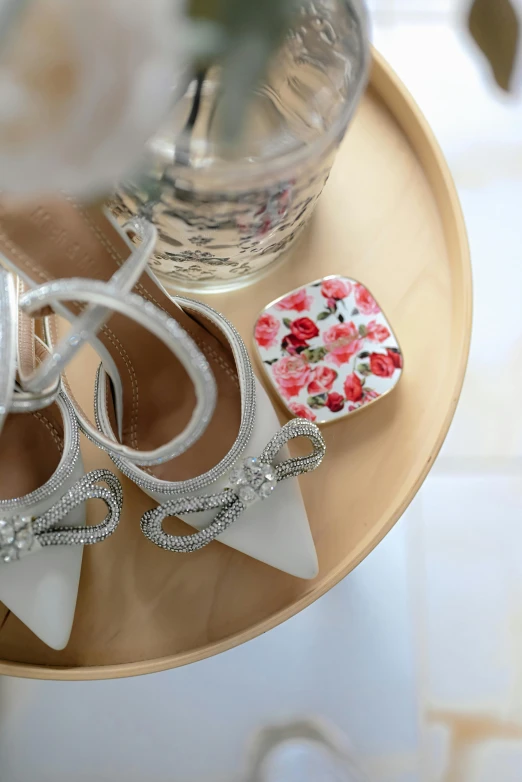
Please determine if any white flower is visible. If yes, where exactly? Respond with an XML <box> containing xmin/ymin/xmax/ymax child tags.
<box><xmin>0</xmin><ymin>0</ymin><xmax>186</xmax><ymax>196</ymax></box>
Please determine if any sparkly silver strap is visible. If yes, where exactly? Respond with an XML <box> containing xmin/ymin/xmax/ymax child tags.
<box><xmin>0</xmin><ymin>268</ymin><xmax>17</xmax><ymax>430</ymax></box>
<box><xmin>0</xmin><ymin>271</ymin><xmax>59</xmax><ymax>421</ymax></box>
<box><xmin>20</xmin><ymin>279</ymin><xmax>217</xmax><ymax>467</ymax></box>
<box><xmin>140</xmin><ymin>419</ymin><xmax>326</xmax><ymax>553</ymax></box>
<box><xmin>20</xmin><ymin>217</ymin><xmax>157</xmax><ymax>396</ymax></box>
<box><xmin>0</xmin><ymin>469</ymin><xmax>123</xmax><ymax>564</ymax></box>
<box><xmin>10</xmin><ymin>376</ymin><xmax>61</xmax><ymax>414</ymax></box>
<box><xmin>14</xmin><ymin>214</ymin><xmax>216</xmax><ymax>465</ymax></box>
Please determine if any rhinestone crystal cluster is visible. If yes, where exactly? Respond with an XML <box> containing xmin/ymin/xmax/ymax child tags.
<box><xmin>228</xmin><ymin>457</ymin><xmax>277</xmax><ymax>505</ymax></box>
<box><xmin>0</xmin><ymin>516</ymin><xmax>34</xmax><ymax>563</ymax></box>
<box><xmin>0</xmin><ymin>469</ymin><xmax>123</xmax><ymax>564</ymax></box>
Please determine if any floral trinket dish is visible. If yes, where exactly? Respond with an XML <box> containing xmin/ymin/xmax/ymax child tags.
<box><xmin>253</xmin><ymin>275</ymin><xmax>403</xmax><ymax>424</ymax></box>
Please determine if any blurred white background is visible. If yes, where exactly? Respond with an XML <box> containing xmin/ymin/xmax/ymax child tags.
<box><xmin>2</xmin><ymin>2</ymin><xmax>522</xmax><ymax>780</ymax></box>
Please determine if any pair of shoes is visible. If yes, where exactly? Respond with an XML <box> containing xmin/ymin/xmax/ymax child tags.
<box><xmin>0</xmin><ymin>197</ymin><xmax>326</xmax><ymax>649</ymax></box>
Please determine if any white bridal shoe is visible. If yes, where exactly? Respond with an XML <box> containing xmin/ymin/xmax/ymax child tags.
<box><xmin>0</xmin><ymin>273</ymin><xmax>122</xmax><ymax>649</ymax></box>
<box><xmin>0</xmin><ymin>198</ymin><xmax>325</xmax><ymax>580</ymax></box>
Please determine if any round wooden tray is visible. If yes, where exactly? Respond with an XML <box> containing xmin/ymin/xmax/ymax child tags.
<box><xmin>0</xmin><ymin>49</ymin><xmax>471</xmax><ymax>679</ymax></box>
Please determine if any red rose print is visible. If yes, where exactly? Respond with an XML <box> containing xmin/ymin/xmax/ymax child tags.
<box><xmin>354</xmin><ymin>283</ymin><xmax>380</xmax><ymax>315</ymax></box>
<box><xmin>321</xmin><ymin>277</ymin><xmax>352</xmax><ymax>300</ymax></box>
<box><xmin>254</xmin><ymin>313</ymin><xmax>280</xmax><ymax>348</ymax></box>
<box><xmin>288</xmin><ymin>402</ymin><xmax>317</xmax><ymax>422</ymax></box>
<box><xmin>272</xmin><ymin>355</ymin><xmax>311</xmax><ymax>399</ymax></box>
<box><xmin>343</xmin><ymin>373</ymin><xmax>363</xmax><ymax>402</ymax></box>
<box><xmin>366</xmin><ymin>320</ymin><xmax>390</xmax><ymax>343</ymax></box>
<box><xmin>386</xmin><ymin>348</ymin><xmax>403</xmax><ymax>369</ymax></box>
<box><xmin>326</xmin><ymin>392</ymin><xmax>345</xmax><ymax>413</ymax></box>
<box><xmin>275</xmin><ymin>288</ymin><xmax>313</xmax><ymax>313</ymax></box>
<box><xmin>323</xmin><ymin>322</ymin><xmax>363</xmax><ymax>366</ymax></box>
<box><xmin>282</xmin><ymin>333</ymin><xmax>308</xmax><ymax>355</ymax></box>
<box><xmin>307</xmin><ymin>381</ymin><xmax>323</xmax><ymax>395</ymax></box>
<box><xmin>307</xmin><ymin>366</ymin><xmax>337</xmax><ymax>395</ymax></box>
<box><xmin>363</xmin><ymin>389</ymin><xmax>380</xmax><ymax>403</ymax></box>
<box><xmin>370</xmin><ymin>352</ymin><xmax>396</xmax><ymax>377</ymax></box>
<box><xmin>258</xmin><ymin>278</ymin><xmax>401</xmax><ymax>422</ymax></box>
<box><xmin>290</xmin><ymin>317</ymin><xmax>319</xmax><ymax>341</ymax></box>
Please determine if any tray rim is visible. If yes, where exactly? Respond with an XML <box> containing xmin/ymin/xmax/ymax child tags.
<box><xmin>0</xmin><ymin>47</ymin><xmax>472</xmax><ymax>680</ymax></box>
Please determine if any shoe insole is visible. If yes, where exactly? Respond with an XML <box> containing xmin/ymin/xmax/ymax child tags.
<box><xmin>0</xmin><ymin>197</ymin><xmax>241</xmax><ymax>482</ymax></box>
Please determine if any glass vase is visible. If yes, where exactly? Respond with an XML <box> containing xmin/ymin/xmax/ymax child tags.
<box><xmin>110</xmin><ymin>0</ymin><xmax>370</xmax><ymax>293</ymax></box>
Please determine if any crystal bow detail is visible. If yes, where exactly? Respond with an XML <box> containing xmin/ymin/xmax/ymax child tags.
<box><xmin>0</xmin><ymin>469</ymin><xmax>123</xmax><ymax>564</ymax></box>
<box><xmin>140</xmin><ymin>419</ymin><xmax>326</xmax><ymax>553</ymax></box>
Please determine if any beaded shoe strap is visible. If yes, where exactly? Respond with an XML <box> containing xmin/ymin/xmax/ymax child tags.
<box><xmin>0</xmin><ymin>469</ymin><xmax>123</xmax><ymax>564</ymax></box>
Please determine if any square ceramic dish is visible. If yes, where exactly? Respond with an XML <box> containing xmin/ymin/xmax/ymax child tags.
<box><xmin>253</xmin><ymin>275</ymin><xmax>403</xmax><ymax>424</ymax></box>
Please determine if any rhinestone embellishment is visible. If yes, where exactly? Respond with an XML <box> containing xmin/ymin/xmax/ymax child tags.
<box><xmin>141</xmin><ymin>418</ymin><xmax>326</xmax><ymax>553</ymax></box>
<box><xmin>0</xmin><ymin>470</ymin><xmax>123</xmax><ymax>565</ymax></box>
<box><xmin>0</xmin><ymin>516</ymin><xmax>34</xmax><ymax>562</ymax></box>
<box><xmin>229</xmin><ymin>457</ymin><xmax>277</xmax><ymax>505</ymax></box>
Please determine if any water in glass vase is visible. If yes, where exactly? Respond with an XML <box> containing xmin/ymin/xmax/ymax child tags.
<box><xmin>110</xmin><ymin>0</ymin><xmax>369</xmax><ymax>293</ymax></box>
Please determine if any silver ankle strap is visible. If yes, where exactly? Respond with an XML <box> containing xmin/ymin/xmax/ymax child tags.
<box><xmin>0</xmin><ymin>269</ymin><xmax>62</xmax><ymax>424</ymax></box>
<box><xmin>20</xmin><ymin>217</ymin><xmax>157</xmax><ymax>396</ymax></box>
<box><xmin>0</xmin><ymin>269</ymin><xmax>17</xmax><ymax>427</ymax></box>
<box><xmin>95</xmin><ymin>297</ymin><xmax>258</xmax><ymax>489</ymax></box>
<box><xmin>20</xmin><ymin>279</ymin><xmax>216</xmax><ymax>467</ymax></box>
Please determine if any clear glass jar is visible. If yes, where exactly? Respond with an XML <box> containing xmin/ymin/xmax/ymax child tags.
<box><xmin>110</xmin><ymin>0</ymin><xmax>370</xmax><ymax>293</ymax></box>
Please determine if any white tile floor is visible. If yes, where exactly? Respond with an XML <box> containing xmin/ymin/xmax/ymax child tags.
<box><xmin>1</xmin><ymin>13</ymin><xmax>521</xmax><ymax>782</ymax></box>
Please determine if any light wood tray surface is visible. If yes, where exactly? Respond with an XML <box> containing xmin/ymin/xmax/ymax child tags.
<box><xmin>0</xmin><ymin>50</ymin><xmax>472</xmax><ymax>679</ymax></box>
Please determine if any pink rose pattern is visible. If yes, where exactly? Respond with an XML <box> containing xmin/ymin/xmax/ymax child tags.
<box><xmin>322</xmin><ymin>322</ymin><xmax>363</xmax><ymax>367</ymax></box>
<box><xmin>275</xmin><ymin>288</ymin><xmax>313</xmax><ymax>313</ymax></box>
<box><xmin>254</xmin><ymin>313</ymin><xmax>280</xmax><ymax>348</ymax></box>
<box><xmin>307</xmin><ymin>366</ymin><xmax>337</xmax><ymax>396</ymax></box>
<box><xmin>321</xmin><ymin>277</ymin><xmax>352</xmax><ymax>301</ymax></box>
<box><xmin>288</xmin><ymin>402</ymin><xmax>317</xmax><ymax>422</ymax></box>
<box><xmin>271</xmin><ymin>355</ymin><xmax>311</xmax><ymax>400</ymax></box>
<box><xmin>354</xmin><ymin>283</ymin><xmax>380</xmax><ymax>315</ymax></box>
<box><xmin>254</xmin><ymin>276</ymin><xmax>403</xmax><ymax>423</ymax></box>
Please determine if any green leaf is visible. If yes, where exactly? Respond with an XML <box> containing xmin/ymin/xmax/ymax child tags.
<box><xmin>468</xmin><ymin>0</ymin><xmax>519</xmax><ymax>91</ymax></box>
<box><xmin>338</xmin><ymin>314</ymin><xmax>345</xmax><ymax>323</ymax></box>
<box><xmin>357</xmin><ymin>363</ymin><xmax>371</xmax><ymax>376</ymax></box>
<box><xmin>189</xmin><ymin>0</ymin><xmax>222</xmax><ymax>20</ymax></box>
<box><xmin>351</xmin><ymin>308</ymin><xmax>359</xmax><ymax>316</ymax></box>
<box><xmin>308</xmin><ymin>394</ymin><xmax>327</xmax><ymax>409</ymax></box>
<box><xmin>358</xmin><ymin>351</ymin><xmax>370</xmax><ymax>359</ymax></box>
<box><xmin>316</xmin><ymin>311</ymin><xmax>331</xmax><ymax>321</ymax></box>
<box><xmin>303</xmin><ymin>347</ymin><xmax>328</xmax><ymax>364</ymax></box>
<box><xmin>283</xmin><ymin>318</ymin><xmax>292</xmax><ymax>329</ymax></box>
<box><xmin>311</xmin><ymin>282</ymin><xmax>322</xmax><ymax>287</ymax></box>
<box><xmin>358</xmin><ymin>324</ymin><xmax>367</xmax><ymax>337</ymax></box>
<box><xmin>264</xmin><ymin>358</ymin><xmax>278</xmax><ymax>365</ymax></box>
<box><xmin>328</xmin><ymin>303</ymin><xmax>337</xmax><ymax>313</ymax></box>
